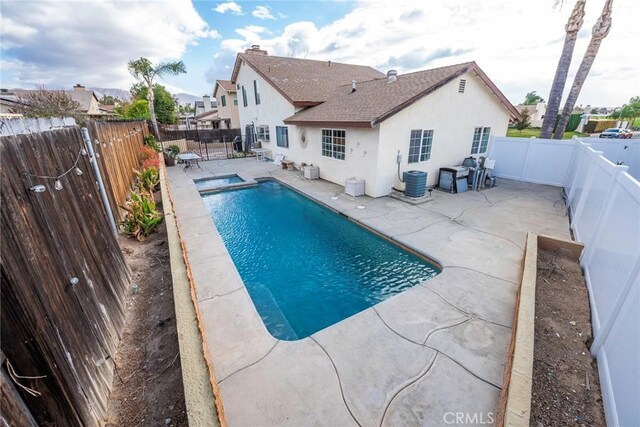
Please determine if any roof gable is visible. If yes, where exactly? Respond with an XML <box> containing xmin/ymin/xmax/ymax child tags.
<box><xmin>231</xmin><ymin>53</ymin><xmax>385</xmax><ymax>106</ymax></box>
<box><xmin>283</xmin><ymin>62</ymin><xmax>521</xmax><ymax>127</ymax></box>
<box><xmin>214</xmin><ymin>80</ymin><xmax>236</xmax><ymax>96</ymax></box>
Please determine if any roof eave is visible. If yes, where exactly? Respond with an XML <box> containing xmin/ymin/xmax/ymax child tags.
<box><xmin>282</xmin><ymin>119</ymin><xmax>374</xmax><ymax>128</ymax></box>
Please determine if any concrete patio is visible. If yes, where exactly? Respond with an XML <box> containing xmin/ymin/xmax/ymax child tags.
<box><xmin>165</xmin><ymin>158</ymin><xmax>570</xmax><ymax>426</ymax></box>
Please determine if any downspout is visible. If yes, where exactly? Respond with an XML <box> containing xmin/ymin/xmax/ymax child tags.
<box><xmin>81</xmin><ymin>127</ymin><xmax>118</xmax><ymax>237</ymax></box>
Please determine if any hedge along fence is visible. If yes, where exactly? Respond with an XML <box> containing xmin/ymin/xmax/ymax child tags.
<box><xmin>1</xmin><ymin>125</ymin><xmax>132</xmax><ymax>425</ymax></box>
<box><xmin>86</xmin><ymin>120</ymin><xmax>150</xmax><ymax>222</ymax></box>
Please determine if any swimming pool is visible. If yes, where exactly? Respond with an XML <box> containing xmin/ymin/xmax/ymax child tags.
<box><xmin>194</xmin><ymin>175</ymin><xmax>244</xmax><ymax>190</ymax></box>
<box><xmin>202</xmin><ymin>180</ymin><xmax>440</xmax><ymax>340</ymax></box>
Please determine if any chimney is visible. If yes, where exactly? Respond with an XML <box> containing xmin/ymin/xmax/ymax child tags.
<box><xmin>351</xmin><ymin>80</ymin><xmax>356</xmax><ymax>93</ymax></box>
<box><xmin>387</xmin><ymin>70</ymin><xmax>397</xmax><ymax>83</ymax></box>
<box><xmin>73</xmin><ymin>84</ymin><xmax>85</xmax><ymax>91</ymax></box>
<box><xmin>245</xmin><ymin>44</ymin><xmax>268</xmax><ymax>55</ymax></box>
<box><xmin>203</xmin><ymin>95</ymin><xmax>211</xmax><ymax>111</ymax></box>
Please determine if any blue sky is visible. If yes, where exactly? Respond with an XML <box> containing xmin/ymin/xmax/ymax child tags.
<box><xmin>1</xmin><ymin>0</ymin><xmax>638</xmax><ymax>106</ymax></box>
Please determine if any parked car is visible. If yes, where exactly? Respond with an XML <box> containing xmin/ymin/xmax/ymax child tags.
<box><xmin>599</xmin><ymin>128</ymin><xmax>633</xmax><ymax>139</ymax></box>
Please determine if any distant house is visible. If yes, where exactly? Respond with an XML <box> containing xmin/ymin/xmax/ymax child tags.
<box><xmin>0</xmin><ymin>90</ymin><xmax>27</xmax><ymax>117</ymax></box>
<box><xmin>232</xmin><ymin>46</ymin><xmax>520</xmax><ymax>197</ymax></box>
<box><xmin>4</xmin><ymin>84</ymin><xmax>107</xmax><ymax>117</ymax></box>
<box><xmin>515</xmin><ymin>102</ymin><xmax>546</xmax><ymax>127</ymax></box>
<box><xmin>194</xmin><ymin>95</ymin><xmax>216</xmax><ymax>116</ymax></box>
<box><xmin>213</xmin><ymin>80</ymin><xmax>240</xmax><ymax>129</ymax></box>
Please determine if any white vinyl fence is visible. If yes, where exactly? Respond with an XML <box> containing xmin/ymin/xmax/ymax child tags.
<box><xmin>490</xmin><ymin>136</ymin><xmax>640</xmax><ymax>427</ymax></box>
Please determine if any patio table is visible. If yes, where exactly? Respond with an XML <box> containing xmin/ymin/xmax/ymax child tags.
<box><xmin>177</xmin><ymin>153</ymin><xmax>203</xmax><ymax>170</ymax></box>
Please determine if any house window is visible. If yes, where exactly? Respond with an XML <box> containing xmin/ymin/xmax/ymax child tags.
<box><xmin>276</xmin><ymin>126</ymin><xmax>289</xmax><ymax>148</ymax></box>
<box><xmin>221</xmin><ymin>95</ymin><xmax>226</xmax><ymax>107</ymax></box>
<box><xmin>458</xmin><ymin>79</ymin><xmax>466</xmax><ymax>93</ymax></box>
<box><xmin>408</xmin><ymin>129</ymin><xmax>434</xmax><ymax>163</ymax></box>
<box><xmin>253</xmin><ymin>80</ymin><xmax>261</xmax><ymax>105</ymax></box>
<box><xmin>242</xmin><ymin>86</ymin><xmax>247</xmax><ymax>107</ymax></box>
<box><xmin>471</xmin><ymin>127</ymin><xmax>491</xmax><ymax>154</ymax></box>
<box><xmin>321</xmin><ymin>129</ymin><xmax>346</xmax><ymax>160</ymax></box>
<box><xmin>257</xmin><ymin>125</ymin><xmax>270</xmax><ymax>142</ymax></box>
<box><xmin>233</xmin><ymin>95</ymin><xmax>238</xmax><ymax>106</ymax></box>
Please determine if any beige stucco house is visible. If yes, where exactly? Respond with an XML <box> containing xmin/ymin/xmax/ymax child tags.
<box><xmin>214</xmin><ymin>80</ymin><xmax>240</xmax><ymax>129</ymax></box>
<box><xmin>232</xmin><ymin>47</ymin><xmax>520</xmax><ymax>197</ymax></box>
<box><xmin>6</xmin><ymin>84</ymin><xmax>105</xmax><ymax>117</ymax></box>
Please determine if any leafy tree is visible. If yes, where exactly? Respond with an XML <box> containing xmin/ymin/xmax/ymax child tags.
<box><xmin>524</xmin><ymin>91</ymin><xmax>545</xmax><ymax>105</ymax></box>
<box><xmin>134</xmin><ymin>84</ymin><xmax>177</xmax><ymax>124</ymax></box>
<box><xmin>610</xmin><ymin>96</ymin><xmax>640</xmax><ymax>123</ymax></box>
<box><xmin>116</xmin><ymin>100</ymin><xmax>150</xmax><ymax>120</ymax></box>
<box><xmin>554</xmin><ymin>0</ymin><xmax>614</xmax><ymax>139</ymax></box>
<box><xmin>514</xmin><ymin>108</ymin><xmax>532</xmax><ymax>131</ymax></box>
<box><xmin>590</xmin><ymin>107</ymin><xmax>600</xmax><ymax>114</ymax></box>
<box><xmin>12</xmin><ymin>85</ymin><xmax>81</xmax><ymax>119</ymax></box>
<box><xmin>540</xmin><ymin>0</ymin><xmax>586</xmax><ymax>139</ymax></box>
<box><xmin>127</xmin><ymin>57</ymin><xmax>186</xmax><ymax>137</ymax></box>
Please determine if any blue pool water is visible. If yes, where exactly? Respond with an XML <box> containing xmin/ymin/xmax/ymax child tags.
<box><xmin>195</xmin><ymin>175</ymin><xmax>244</xmax><ymax>190</ymax></box>
<box><xmin>202</xmin><ymin>180</ymin><xmax>440</xmax><ymax>340</ymax></box>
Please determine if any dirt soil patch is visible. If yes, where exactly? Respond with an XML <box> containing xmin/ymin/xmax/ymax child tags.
<box><xmin>104</xmin><ymin>219</ymin><xmax>187</xmax><ymax>427</ymax></box>
<box><xmin>531</xmin><ymin>249</ymin><xmax>605</xmax><ymax>426</ymax></box>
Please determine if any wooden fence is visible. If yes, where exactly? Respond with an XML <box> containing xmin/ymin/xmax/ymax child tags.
<box><xmin>0</xmin><ymin>122</ymin><xmax>144</xmax><ymax>425</ymax></box>
<box><xmin>87</xmin><ymin>120</ymin><xmax>149</xmax><ymax>221</ymax></box>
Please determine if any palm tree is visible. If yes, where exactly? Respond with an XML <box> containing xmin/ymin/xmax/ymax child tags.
<box><xmin>540</xmin><ymin>0</ymin><xmax>586</xmax><ymax>139</ymax></box>
<box><xmin>553</xmin><ymin>0</ymin><xmax>614</xmax><ymax>139</ymax></box>
<box><xmin>128</xmin><ymin>58</ymin><xmax>186</xmax><ymax>138</ymax></box>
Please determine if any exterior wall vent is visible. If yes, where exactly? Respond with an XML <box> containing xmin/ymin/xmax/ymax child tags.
<box><xmin>458</xmin><ymin>79</ymin><xmax>466</xmax><ymax>93</ymax></box>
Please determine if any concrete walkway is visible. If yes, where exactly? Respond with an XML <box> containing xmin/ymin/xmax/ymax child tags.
<box><xmin>166</xmin><ymin>159</ymin><xmax>570</xmax><ymax>426</ymax></box>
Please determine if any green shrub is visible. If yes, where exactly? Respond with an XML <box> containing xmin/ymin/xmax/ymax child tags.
<box><xmin>168</xmin><ymin>145</ymin><xmax>180</xmax><ymax>157</ymax></box>
<box><xmin>119</xmin><ymin>191</ymin><xmax>163</xmax><ymax>241</ymax></box>
<box><xmin>144</xmin><ymin>135</ymin><xmax>161</xmax><ymax>152</ymax></box>
<box><xmin>134</xmin><ymin>167</ymin><xmax>160</xmax><ymax>195</ymax></box>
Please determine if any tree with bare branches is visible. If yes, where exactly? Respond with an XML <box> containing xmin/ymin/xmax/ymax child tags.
<box><xmin>11</xmin><ymin>86</ymin><xmax>81</xmax><ymax>119</ymax></box>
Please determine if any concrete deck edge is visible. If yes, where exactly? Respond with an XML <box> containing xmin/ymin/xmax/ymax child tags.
<box><xmin>497</xmin><ymin>233</ymin><xmax>584</xmax><ymax>427</ymax></box>
<box><xmin>160</xmin><ymin>165</ymin><xmax>224</xmax><ymax>427</ymax></box>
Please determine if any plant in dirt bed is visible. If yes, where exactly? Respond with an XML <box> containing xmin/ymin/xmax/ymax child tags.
<box><xmin>119</xmin><ymin>191</ymin><xmax>163</xmax><ymax>241</ymax></box>
<box><xmin>134</xmin><ymin>166</ymin><xmax>160</xmax><ymax>194</ymax></box>
<box><xmin>144</xmin><ymin>134</ymin><xmax>162</xmax><ymax>152</ymax></box>
<box><xmin>164</xmin><ymin>144</ymin><xmax>180</xmax><ymax>166</ymax></box>
<box><xmin>138</xmin><ymin>145</ymin><xmax>160</xmax><ymax>169</ymax></box>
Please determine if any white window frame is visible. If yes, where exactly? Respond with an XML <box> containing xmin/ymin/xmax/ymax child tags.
<box><xmin>220</xmin><ymin>95</ymin><xmax>226</xmax><ymax>107</ymax></box>
<box><xmin>257</xmin><ymin>125</ymin><xmax>270</xmax><ymax>142</ymax></box>
<box><xmin>471</xmin><ymin>126</ymin><xmax>491</xmax><ymax>155</ymax></box>
<box><xmin>321</xmin><ymin>129</ymin><xmax>346</xmax><ymax>160</ymax></box>
<box><xmin>408</xmin><ymin>129</ymin><xmax>434</xmax><ymax>163</ymax></box>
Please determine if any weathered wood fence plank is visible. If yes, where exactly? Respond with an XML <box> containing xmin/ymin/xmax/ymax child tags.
<box><xmin>0</xmin><ymin>121</ymin><xmax>145</xmax><ymax>425</ymax></box>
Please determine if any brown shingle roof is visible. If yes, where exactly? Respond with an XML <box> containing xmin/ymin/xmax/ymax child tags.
<box><xmin>231</xmin><ymin>53</ymin><xmax>385</xmax><ymax>106</ymax></box>
<box><xmin>216</xmin><ymin>80</ymin><xmax>236</xmax><ymax>93</ymax></box>
<box><xmin>283</xmin><ymin>62</ymin><xmax>521</xmax><ymax>127</ymax></box>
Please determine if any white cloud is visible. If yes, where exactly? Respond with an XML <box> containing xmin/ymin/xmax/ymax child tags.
<box><xmin>216</xmin><ymin>0</ymin><xmax>640</xmax><ymax>106</ymax></box>
<box><xmin>278</xmin><ymin>12</ymin><xmax>289</xmax><ymax>19</ymax></box>
<box><xmin>214</xmin><ymin>2</ymin><xmax>243</xmax><ymax>16</ymax></box>
<box><xmin>0</xmin><ymin>0</ymin><xmax>221</xmax><ymax>89</ymax></box>
<box><xmin>252</xmin><ymin>5</ymin><xmax>275</xmax><ymax>20</ymax></box>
